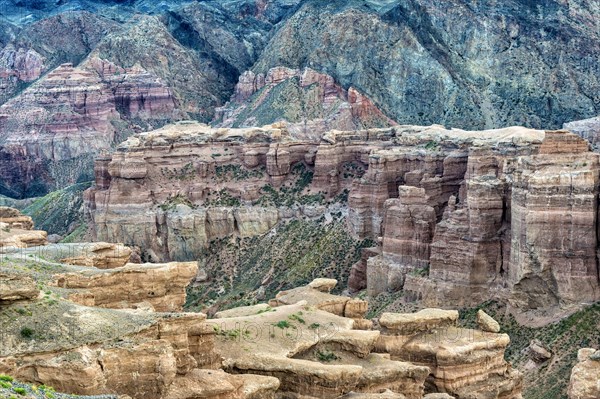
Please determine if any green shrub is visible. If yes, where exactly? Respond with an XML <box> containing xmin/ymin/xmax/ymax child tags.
<box><xmin>20</xmin><ymin>327</ymin><xmax>33</xmax><ymax>339</ymax></box>
<box><xmin>274</xmin><ymin>320</ymin><xmax>291</xmax><ymax>329</ymax></box>
<box><xmin>316</xmin><ymin>350</ymin><xmax>340</xmax><ymax>362</ymax></box>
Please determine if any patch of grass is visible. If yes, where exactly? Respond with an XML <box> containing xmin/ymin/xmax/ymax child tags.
<box><xmin>256</xmin><ymin>306</ymin><xmax>275</xmax><ymax>315</ymax></box>
<box><xmin>274</xmin><ymin>320</ymin><xmax>292</xmax><ymax>329</ymax></box>
<box><xmin>316</xmin><ymin>350</ymin><xmax>340</xmax><ymax>363</ymax></box>
<box><xmin>288</xmin><ymin>312</ymin><xmax>305</xmax><ymax>324</ymax></box>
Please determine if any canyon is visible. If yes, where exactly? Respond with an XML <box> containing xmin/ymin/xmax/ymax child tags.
<box><xmin>1</xmin><ymin>1</ymin><xmax>600</xmax><ymax>398</ymax></box>
<box><xmin>85</xmin><ymin>122</ymin><xmax>600</xmax><ymax>319</ymax></box>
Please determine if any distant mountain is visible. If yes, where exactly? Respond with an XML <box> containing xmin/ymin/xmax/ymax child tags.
<box><xmin>0</xmin><ymin>0</ymin><xmax>599</xmax><ymax>197</ymax></box>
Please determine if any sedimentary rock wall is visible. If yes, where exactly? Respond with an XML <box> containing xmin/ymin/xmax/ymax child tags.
<box><xmin>85</xmin><ymin>122</ymin><xmax>395</xmax><ymax>261</ymax></box>
<box><xmin>86</xmin><ymin>122</ymin><xmax>600</xmax><ymax>312</ymax></box>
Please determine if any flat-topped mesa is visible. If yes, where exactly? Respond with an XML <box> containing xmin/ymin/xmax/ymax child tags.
<box><xmin>84</xmin><ymin>122</ymin><xmax>401</xmax><ymax>261</ymax></box>
<box><xmin>366</xmin><ymin>129</ymin><xmax>600</xmax><ymax>311</ymax></box>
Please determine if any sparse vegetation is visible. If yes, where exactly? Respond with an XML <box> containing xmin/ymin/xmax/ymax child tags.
<box><xmin>288</xmin><ymin>312</ymin><xmax>305</xmax><ymax>324</ymax></box>
<box><xmin>274</xmin><ymin>320</ymin><xmax>292</xmax><ymax>329</ymax></box>
<box><xmin>316</xmin><ymin>350</ymin><xmax>340</xmax><ymax>363</ymax></box>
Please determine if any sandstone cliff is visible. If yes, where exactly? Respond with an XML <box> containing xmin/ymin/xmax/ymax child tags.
<box><xmin>86</xmin><ymin>122</ymin><xmax>600</xmax><ymax>314</ymax></box>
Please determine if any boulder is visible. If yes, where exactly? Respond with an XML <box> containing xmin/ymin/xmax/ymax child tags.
<box><xmin>476</xmin><ymin>309</ymin><xmax>501</xmax><ymax>333</ymax></box>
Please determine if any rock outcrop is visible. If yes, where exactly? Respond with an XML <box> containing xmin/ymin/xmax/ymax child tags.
<box><xmin>253</xmin><ymin>0</ymin><xmax>600</xmax><ymax>130</ymax></box>
<box><xmin>0</xmin><ymin>59</ymin><xmax>179</xmax><ymax>198</ymax></box>
<box><xmin>54</xmin><ymin>261</ymin><xmax>198</xmax><ymax>312</ymax></box>
<box><xmin>0</xmin><ymin>231</ymin><xmax>523</xmax><ymax>399</ymax></box>
<box><xmin>84</xmin><ymin>122</ymin><xmax>382</xmax><ymax>261</ymax></box>
<box><xmin>568</xmin><ymin>348</ymin><xmax>600</xmax><ymax>399</ymax></box>
<box><xmin>0</xmin><ymin>206</ymin><xmax>48</xmax><ymax>249</ymax></box>
<box><xmin>357</xmin><ymin>128</ymin><xmax>600</xmax><ymax>313</ymax></box>
<box><xmin>375</xmin><ymin>309</ymin><xmax>522</xmax><ymax>399</ymax></box>
<box><xmin>59</xmin><ymin>242</ymin><xmax>132</xmax><ymax>268</ymax></box>
<box><xmin>0</xmin><ymin>273</ymin><xmax>39</xmax><ymax>303</ymax></box>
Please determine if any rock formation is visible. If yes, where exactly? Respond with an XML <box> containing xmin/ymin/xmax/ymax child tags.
<box><xmin>0</xmin><ymin>58</ymin><xmax>180</xmax><ymax>198</ymax></box>
<box><xmin>568</xmin><ymin>348</ymin><xmax>600</xmax><ymax>399</ymax></box>
<box><xmin>0</xmin><ymin>206</ymin><xmax>47</xmax><ymax>249</ymax></box>
<box><xmin>0</xmin><ymin>220</ymin><xmax>524</xmax><ymax>399</ymax></box>
<box><xmin>214</xmin><ymin>67</ymin><xmax>396</xmax><ymax>139</ymax></box>
<box><xmin>85</xmin><ymin>122</ymin><xmax>600</xmax><ymax>313</ymax></box>
<box><xmin>374</xmin><ymin>309</ymin><xmax>522</xmax><ymax>398</ymax></box>
<box><xmin>253</xmin><ymin>0</ymin><xmax>600</xmax><ymax>130</ymax></box>
<box><xmin>354</xmin><ymin>127</ymin><xmax>600</xmax><ymax>313</ymax></box>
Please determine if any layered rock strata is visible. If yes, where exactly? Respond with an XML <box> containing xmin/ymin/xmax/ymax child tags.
<box><xmin>374</xmin><ymin>309</ymin><xmax>522</xmax><ymax>398</ymax></box>
<box><xmin>0</xmin><ymin>58</ymin><xmax>179</xmax><ymax>198</ymax></box>
<box><xmin>0</xmin><ymin>227</ymin><xmax>523</xmax><ymax>399</ymax></box>
<box><xmin>85</xmin><ymin>121</ymin><xmax>393</xmax><ymax>261</ymax></box>
<box><xmin>86</xmin><ymin>122</ymin><xmax>600</xmax><ymax>312</ymax></box>
<box><xmin>357</xmin><ymin>128</ymin><xmax>600</xmax><ymax>311</ymax></box>
<box><xmin>0</xmin><ymin>206</ymin><xmax>47</xmax><ymax>249</ymax></box>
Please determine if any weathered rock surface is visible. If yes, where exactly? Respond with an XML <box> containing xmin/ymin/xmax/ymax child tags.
<box><xmin>375</xmin><ymin>310</ymin><xmax>522</xmax><ymax>399</ymax></box>
<box><xmin>0</xmin><ymin>59</ymin><xmax>179</xmax><ymax>198</ymax></box>
<box><xmin>254</xmin><ymin>0</ymin><xmax>600</xmax><ymax>130</ymax></box>
<box><xmin>568</xmin><ymin>348</ymin><xmax>600</xmax><ymax>399</ymax></box>
<box><xmin>85</xmin><ymin>123</ymin><xmax>600</xmax><ymax>314</ymax></box>
<box><xmin>59</xmin><ymin>242</ymin><xmax>132</xmax><ymax>269</ymax></box>
<box><xmin>53</xmin><ymin>261</ymin><xmax>198</xmax><ymax>312</ymax></box>
<box><xmin>0</xmin><ymin>206</ymin><xmax>48</xmax><ymax>249</ymax></box>
<box><xmin>379</xmin><ymin>309</ymin><xmax>458</xmax><ymax>335</ymax></box>
<box><xmin>0</xmin><ymin>273</ymin><xmax>39</xmax><ymax>302</ymax></box>
<box><xmin>358</xmin><ymin>128</ymin><xmax>600</xmax><ymax>314</ymax></box>
<box><xmin>528</xmin><ymin>340</ymin><xmax>552</xmax><ymax>363</ymax></box>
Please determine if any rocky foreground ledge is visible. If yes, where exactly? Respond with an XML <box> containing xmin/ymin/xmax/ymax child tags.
<box><xmin>0</xmin><ymin>211</ymin><xmax>529</xmax><ymax>399</ymax></box>
<box><xmin>85</xmin><ymin>122</ymin><xmax>600</xmax><ymax>317</ymax></box>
